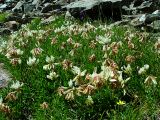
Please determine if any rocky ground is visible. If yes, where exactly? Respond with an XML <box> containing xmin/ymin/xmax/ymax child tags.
<box><xmin>0</xmin><ymin>0</ymin><xmax>160</xmax><ymax>34</ymax></box>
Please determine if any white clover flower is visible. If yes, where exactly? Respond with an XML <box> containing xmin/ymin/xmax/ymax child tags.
<box><xmin>43</xmin><ymin>64</ymin><xmax>54</xmax><ymax>71</ymax></box>
<box><xmin>100</xmin><ymin>66</ymin><xmax>114</xmax><ymax>80</ymax></box>
<box><xmin>10</xmin><ymin>81</ymin><xmax>23</xmax><ymax>89</ymax></box>
<box><xmin>68</xmin><ymin>79</ymin><xmax>73</xmax><ymax>87</ymax></box>
<box><xmin>138</xmin><ymin>64</ymin><xmax>149</xmax><ymax>75</ymax></box>
<box><xmin>144</xmin><ymin>76</ymin><xmax>157</xmax><ymax>85</ymax></box>
<box><xmin>72</xmin><ymin>66</ymin><xmax>86</xmax><ymax>76</ymax></box>
<box><xmin>85</xmin><ymin>95</ymin><xmax>94</xmax><ymax>106</ymax></box>
<box><xmin>31</xmin><ymin>48</ymin><xmax>43</xmax><ymax>56</ymax></box>
<box><xmin>5</xmin><ymin>53</ymin><xmax>11</xmax><ymax>58</ymax></box>
<box><xmin>5</xmin><ymin>48</ymin><xmax>23</xmax><ymax>58</ymax></box>
<box><xmin>138</xmin><ymin>67</ymin><xmax>145</xmax><ymax>75</ymax></box>
<box><xmin>69</xmin><ymin>49</ymin><xmax>75</xmax><ymax>56</ymax></box>
<box><xmin>65</xmin><ymin>89</ymin><xmax>74</xmax><ymax>100</ymax></box>
<box><xmin>10</xmin><ymin>58</ymin><xmax>22</xmax><ymax>65</ymax></box>
<box><xmin>47</xmin><ymin>71</ymin><xmax>58</xmax><ymax>80</ymax></box>
<box><xmin>144</xmin><ymin>64</ymin><xmax>149</xmax><ymax>70</ymax></box>
<box><xmin>10</xmin><ymin>33</ymin><xmax>18</xmax><ymax>40</ymax></box>
<box><xmin>0</xmin><ymin>41</ymin><xmax>7</xmax><ymax>53</ymax></box>
<box><xmin>65</xmin><ymin>11</ymin><xmax>72</xmax><ymax>19</ymax></box>
<box><xmin>110</xmin><ymin>79</ymin><xmax>117</xmax><ymax>82</ymax></box>
<box><xmin>96</xmin><ymin>35</ymin><xmax>111</xmax><ymax>44</ymax></box>
<box><xmin>16</xmin><ymin>49</ymin><xmax>24</xmax><ymax>55</ymax></box>
<box><xmin>27</xmin><ymin>57</ymin><xmax>39</xmax><ymax>66</ymax></box>
<box><xmin>116</xmin><ymin>71</ymin><xmax>130</xmax><ymax>88</ymax></box>
<box><xmin>122</xmin><ymin>64</ymin><xmax>132</xmax><ymax>75</ymax></box>
<box><xmin>26</xmin><ymin>30</ymin><xmax>33</xmax><ymax>37</ymax></box>
<box><xmin>46</xmin><ymin>56</ymin><xmax>55</xmax><ymax>63</ymax></box>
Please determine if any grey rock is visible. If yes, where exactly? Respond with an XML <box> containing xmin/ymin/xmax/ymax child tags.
<box><xmin>144</xmin><ymin>14</ymin><xmax>160</xmax><ymax>24</ymax></box>
<box><xmin>32</xmin><ymin>0</ymin><xmax>41</xmax><ymax>9</ymax></box>
<box><xmin>12</xmin><ymin>1</ymin><xmax>24</xmax><ymax>12</ymax></box>
<box><xmin>130</xmin><ymin>17</ymin><xmax>144</xmax><ymax>27</ymax></box>
<box><xmin>0</xmin><ymin>28</ymin><xmax>11</xmax><ymax>35</ymax></box>
<box><xmin>41</xmin><ymin>3</ymin><xmax>53</xmax><ymax>13</ymax></box>
<box><xmin>0</xmin><ymin>3</ymin><xmax>7</xmax><ymax>9</ymax></box>
<box><xmin>62</xmin><ymin>0</ymin><xmax>123</xmax><ymax>20</ymax></box>
<box><xmin>55</xmin><ymin>0</ymin><xmax>74</xmax><ymax>5</ymax></box>
<box><xmin>41</xmin><ymin>3</ymin><xmax>61</xmax><ymax>13</ymax></box>
<box><xmin>63</xmin><ymin>0</ymin><xmax>122</xmax><ymax>10</ymax></box>
<box><xmin>0</xmin><ymin>63</ymin><xmax>11</xmax><ymax>88</ymax></box>
<box><xmin>23</xmin><ymin>3</ymin><xmax>35</xmax><ymax>12</ymax></box>
<box><xmin>5</xmin><ymin>0</ymin><xmax>15</xmax><ymax>3</ymax></box>
<box><xmin>5</xmin><ymin>21</ymin><xmax>19</xmax><ymax>30</ymax></box>
<box><xmin>122</xmin><ymin>0</ymin><xmax>153</xmax><ymax>14</ymax></box>
<box><xmin>41</xmin><ymin>15</ymin><xmax>55</xmax><ymax>25</ymax></box>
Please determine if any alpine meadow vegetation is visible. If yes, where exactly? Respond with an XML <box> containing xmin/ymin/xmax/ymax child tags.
<box><xmin>0</xmin><ymin>15</ymin><xmax>160</xmax><ymax>120</ymax></box>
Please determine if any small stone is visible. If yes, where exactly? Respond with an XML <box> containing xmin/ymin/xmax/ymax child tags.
<box><xmin>5</xmin><ymin>21</ymin><xmax>19</xmax><ymax>30</ymax></box>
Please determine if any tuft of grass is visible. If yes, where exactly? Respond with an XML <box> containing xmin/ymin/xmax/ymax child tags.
<box><xmin>0</xmin><ymin>12</ymin><xmax>10</xmax><ymax>22</ymax></box>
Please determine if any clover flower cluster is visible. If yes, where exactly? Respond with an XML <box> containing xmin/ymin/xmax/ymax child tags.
<box><xmin>43</xmin><ymin>56</ymin><xmax>59</xmax><ymax>80</ymax></box>
<box><xmin>5</xmin><ymin>48</ymin><xmax>23</xmax><ymax>66</ymax></box>
<box><xmin>58</xmin><ymin>59</ymin><xmax>132</xmax><ymax>105</ymax></box>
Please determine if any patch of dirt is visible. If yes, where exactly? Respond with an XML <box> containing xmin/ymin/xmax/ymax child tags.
<box><xmin>0</xmin><ymin>63</ymin><xmax>11</xmax><ymax>88</ymax></box>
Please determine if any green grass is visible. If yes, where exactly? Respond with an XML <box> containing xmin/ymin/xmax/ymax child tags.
<box><xmin>0</xmin><ymin>12</ymin><xmax>10</xmax><ymax>22</ymax></box>
<box><xmin>0</xmin><ymin>15</ymin><xmax>160</xmax><ymax>120</ymax></box>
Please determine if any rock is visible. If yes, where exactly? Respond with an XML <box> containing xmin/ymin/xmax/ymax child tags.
<box><xmin>5</xmin><ymin>0</ymin><xmax>15</xmax><ymax>3</ymax></box>
<box><xmin>32</xmin><ymin>0</ymin><xmax>41</xmax><ymax>9</ymax></box>
<box><xmin>144</xmin><ymin>14</ymin><xmax>160</xmax><ymax>24</ymax></box>
<box><xmin>0</xmin><ymin>28</ymin><xmax>11</xmax><ymax>35</ymax></box>
<box><xmin>122</xmin><ymin>0</ymin><xmax>154</xmax><ymax>14</ymax></box>
<box><xmin>12</xmin><ymin>1</ymin><xmax>24</xmax><ymax>12</ymax></box>
<box><xmin>6</xmin><ymin>13</ymin><xmax>34</xmax><ymax>24</ymax></box>
<box><xmin>130</xmin><ymin>9</ymin><xmax>160</xmax><ymax>27</ymax></box>
<box><xmin>63</xmin><ymin>0</ymin><xmax>122</xmax><ymax>10</ymax></box>
<box><xmin>55</xmin><ymin>0</ymin><xmax>72</xmax><ymax>5</ymax></box>
<box><xmin>130</xmin><ymin>17</ymin><xmax>144</xmax><ymax>27</ymax></box>
<box><xmin>0</xmin><ymin>3</ymin><xmax>7</xmax><ymax>9</ymax></box>
<box><xmin>5</xmin><ymin>21</ymin><xmax>19</xmax><ymax>30</ymax></box>
<box><xmin>7</xmin><ymin>14</ymin><xmax>22</xmax><ymax>22</ymax></box>
<box><xmin>122</xmin><ymin>14</ymin><xmax>143</xmax><ymax>20</ymax></box>
<box><xmin>41</xmin><ymin>3</ymin><xmax>53</xmax><ymax>13</ymax></box>
<box><xmin>41</xmin><ymin>15</ymin><xmax>56</xmax><ymax>25</ymax></box>
<box><xmin>0</xmin><ymin>63</ymin><xmax>11</xmax><ymax>88</ymax></box>
<box><xmin>23</xmin><ymin>3</ymin><xmax>35</xmax><ymax>13</ymax></box>
<box><xmin>42</xmin><ymin>0</ymin><xmax>52</xmax><ymax>4</ymax></box>
<box><xmin>41</xmin><ymin>3</ymin><xmax>61</xmax><ymax>13</ymax></box>
<box><xmin>62</xmin><ymin>0</ymin><xmax>123</xmax><ymax>20</ymax></box>
<box><xmin>0</xmin><ymin>22</ymin><xmax>4</xmax><ymax>27</ymax></box>
<box><xmin>108</xmin><ymin>20</ymin><xmax>129</xmax><ymax>28</ymax></box>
